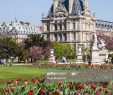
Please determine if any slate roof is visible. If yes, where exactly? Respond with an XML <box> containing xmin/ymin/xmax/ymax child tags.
<box><xmin>48</xmin><ymin>0</ymin><xmax>84</xmax><ymax>17</ymax></box>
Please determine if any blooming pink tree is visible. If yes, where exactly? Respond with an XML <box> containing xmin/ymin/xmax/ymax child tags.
<box><xmin>29</xmin><ymin>46</ymin><xmax>43</xmax><ymax>63</ymax></box>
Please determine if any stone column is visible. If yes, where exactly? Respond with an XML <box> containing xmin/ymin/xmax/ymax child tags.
<box><xmin>68</xmin><ymin>32</ymin><xmax>73</xmax><ymax>42</ymax></box>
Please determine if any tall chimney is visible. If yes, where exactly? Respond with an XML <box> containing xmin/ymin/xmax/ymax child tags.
<box><xmin>53</xmin><ymin>0</ymin><xmax>59</xmax><ymax>15</ymax></box>
<box><xmin>68</xmin><ymin>0</ymin><xmax>74</xmax><ymax>14</ymax></box>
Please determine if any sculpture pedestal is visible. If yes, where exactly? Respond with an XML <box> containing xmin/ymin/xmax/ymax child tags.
<box><xmin>48</xmin><ymin>49</ymin><xmax>56</xmax><ymax>64</ymax></box>
<box><xmin>91</xmin><ymin>49</ymin><xmax>105</xmax><ymax>64</ymax></box>
<box><xmin>48</xmin><ymin>56</ymin><xmax>56</xmax><ymax>64</ymax></box>
<box><xmin>99</xmin><ymin>50</ymin><xmax>108</xmax><ymax>63</ymax></box>
<box><xmin>76</xmin><ymin>54</ymin><xmax>83</xmax><ymax>64</ymax></box>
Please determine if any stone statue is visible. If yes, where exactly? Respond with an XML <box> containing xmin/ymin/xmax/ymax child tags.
<box><xmin>98</xmin><ymin>38</ymin><xmax>106</xmax><ymax>51</ymax></box>
<box><xmin>92</xmin><ymin>32</ymin><xmax>98</xmax><ymax>49</ymax></box>
<box><xmin>48</xmin><ymin>49</ymin><xmax>56</xmax><ymax>64</ymax></box>
<box><xmin>77</xmin><ymin>47</ymin><xmax>82</xmax><ymax>55</ymax></box>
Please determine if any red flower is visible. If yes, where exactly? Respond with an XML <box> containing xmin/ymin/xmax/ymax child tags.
<box><xmin>105</xmin><ymin>90</ymin><xmax>110</xmax><ymax>94</ymax></box>
<box><xmin>29</xmin><ymin>89</ymin><xmax>34</xmax><ymax>93</ymax></box>
<box><xmin>28</xmin><ymin>89</ymin><xmax>34</xmax><ymax>95</ymax></box>
<box><xmin>10</xmin><ymin>87</ymin><xmax>15</xmax><ymax>93</ymax></box>
<box><xmin>31</xmin><ymin>79</ymin><xmax>36</xmax><ymax>83</ymax></box>
<box><xmin>1</xmin><ymin>80</ymin><xmax>5</xmax><ymax>83</ymax></box>
<box><xmin>85</xmin><ymin>90</ymin><xmax>90</xmax><ymax>93</ymax></box>
<box><xmin>58</xmin><ymin>82</ymin><xmax>62</xmax><ymax>86</ymax></box>
<box><xmin>87</xmin><ymin>81</ymin><xmax>91</xmax><ymax>85</ymax></box>
<box><xmin>11</xmin><ymin>80</ymin><xmax>14</xmax><ymax>83</ymax></box>
<box><xmin>91</xmin><ymin>85</ymin><xmax>97</xmax><ymax>89</ymax></box>
<box><xmin>16</xmin><ymin>79</ymin><xmax>21</xmax><ymax>84</ymax></box>
<box><xmin>28</xmin><ymin>92</ymin><xmax>33</xmax><ymax>95</ymax></box>
<box><xmin>98</xmin><ymin>87</ymin><xmax>103</xmax><ymax>91</ymax></box>
<box><xmin>37</xmin><ymin>78</ymin><xmax>40</xmax><ymax>82</ymax></box>
<box><xmin>75</xmin><ymin>83</ymin><xmax>84</xmax><ymax>90</ymax></box>
<box><xmin>4</xmin><ymin>88</ymin><xmax>8</xmax><ymax>92</ymax></box>
<box><xmin>80</xmin><ymin>84</ymin><xmax>84</xmax><ymax>89</ymax></box>
<box><xmin>54</xmin><ymin>90</ymin><xmax>60</xmax><ymax>95</ymax></box>
<box><xmin>75</xmin><ymin>83</ymin><xmax>80</xmax><ymax>90</ymax></box>
<box><xmin>39</xmin><ymin>88</ymin><xmax>46</xmax><ymax>93</ymax></box>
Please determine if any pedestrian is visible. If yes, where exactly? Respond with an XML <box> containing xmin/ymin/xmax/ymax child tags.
<box><xmin>62</xmin><ymin>56</ymin><xmax>66</xmax><ymax>63</ymax></box>
<box><xmin>111</xmin><ymin>57</ymin><xmax>113</xmax><ymax>64</ymax></box>
<box><xmin>82</xmin><ymin>55</ymin><xmax>86</xmax><ymax>64</ymax></box>
<box><xmin>87</xmin><ymin>55</ymin><xmax>91</xmax><ymax>65</ymax></box>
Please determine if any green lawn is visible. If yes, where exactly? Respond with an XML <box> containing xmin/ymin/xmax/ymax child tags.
<box><xmin>0</xmin><ymin>66</ymin><xmax>45</xmax><ymax>80</ymax></box>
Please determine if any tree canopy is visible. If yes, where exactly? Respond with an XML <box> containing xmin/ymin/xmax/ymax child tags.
<box><xmin>0</xmin><ymin>37</ymin><xmax>19</xmax><ymax>59</ymax></box>
<box><xmin>24</xmin><ymin>34</ymin><xmax>51</xmax><ymax>49</ymax></box>
<box><xmin>52</xmin><ymin>42</ymin><xmax>75</xmax><ymax>59</ymax></box>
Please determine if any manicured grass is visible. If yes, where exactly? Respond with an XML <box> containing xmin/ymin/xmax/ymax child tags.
<box><xmin>0</xmin><ymin>66</ymin><xmax>45</xmax><ymax>80</ymax></box>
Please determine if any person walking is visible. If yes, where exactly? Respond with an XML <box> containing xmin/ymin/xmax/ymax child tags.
<box><xmin>87</xmin><ymin>55</ymin><xmax>91</xmax><ymax>65</ymax></box>
<box><xmin>111</xmin><ymin>56</ymin><xmax>113</xmax><ymax>64</ymax></box>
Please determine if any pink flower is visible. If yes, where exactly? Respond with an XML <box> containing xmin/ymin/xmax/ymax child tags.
<box><xmin>112</xmin><ymin>85</ymin><xmax>113</xmax><ymax>88</ymax></box>
<box><xmin>74</xmin><ymin>93</ymin><xmax>80</xmax><ymax>95</ymax></box>
<box><xmin>39</xmin><ymin>88</ymin><xmax>46</xmax><ymax>93</ymax></box>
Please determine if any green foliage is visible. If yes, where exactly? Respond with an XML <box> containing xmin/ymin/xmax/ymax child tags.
<box><xmin>23</xmin><ymin>34</ymin><xmax>52</xmax><ymax>62</ymax></box>
<box><xmin>24</xmin><ymin>34</ymin><xmax>51</xmax><ymax>49</ymax></box>
<box><xmin>0</xmin><ymin>37</ymin><xmax>20</xmax><ymax>59</ymax></box>
<box><xmin>108</xmin><ymin>54</ymin><xmax>113</xmax><ymax>58</ymax></box>
<box><xmin>53</xmin><ymin>42</ymin><xmax>75</xmax><ymax>59</ymax></box>
<box><xmin>18</xmin><ymin>49</ymin><xmax>29</xmax><ymax>62</ymax></box>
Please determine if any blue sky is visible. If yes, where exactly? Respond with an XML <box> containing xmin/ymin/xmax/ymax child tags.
<box><xmin>0</xmin><ymin>0</ymin><xmax>113</xmax><ymax>25</ymax></box>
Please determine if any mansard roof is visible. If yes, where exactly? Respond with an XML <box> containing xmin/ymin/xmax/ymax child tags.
<box><xmin>48</xmin><ymin>0</ymin><xmax>84</xmax><ymax>17</ymax></box>
<box><xmin>96</xmin><ymin>20</ymin><xmax>113</xmax><ymax>30</ymax></box>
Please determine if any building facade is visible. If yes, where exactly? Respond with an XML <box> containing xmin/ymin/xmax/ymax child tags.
<box><xmin>42</xmin><ymin>0</ymin><xmax>113</xmax><ymax>49</ymax></box>
<box><xmin>0</xmin><ymin>20</ymin><xmax>41</xmax><ymax>43</ymax></box>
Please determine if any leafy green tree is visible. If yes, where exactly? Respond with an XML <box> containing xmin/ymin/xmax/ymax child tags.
<box><xmin>0</xmin><ymin>37</ymin><xmax>20</xmax><ymax>60</ymax></box>
<box><xmin>17</xmin><ymin>49</ymin><xmax>29</xmax><ymax>63</ymax></box>
<box><xmin>24</xmin><ymin>34</ymin><xmax>51</xmax><ymax>49</ymax></box>
<box><xmin>23</xmin><ymin>34</ymin><xmax>52</xmax><ymax>62</ymax></box>
<box><xmin>52</xmin><ymin>42</ymin><xmax>75</xmax><ymax>59</ymax></box>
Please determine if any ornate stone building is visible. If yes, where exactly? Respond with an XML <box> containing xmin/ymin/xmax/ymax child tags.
<box><xmin>42</xmin><ymin>0</ymin><xmax>113</xmax><ymax>49</ymax></box>
<box><xmin>0</xmin><ymin>20</ymin><xmax>41</xmax><ymax>43</ymax></box>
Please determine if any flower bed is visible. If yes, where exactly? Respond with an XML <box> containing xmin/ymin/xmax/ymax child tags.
<box><xmin>0</xmin><ymin>78</ymin><xmax>113</xmax><ymax>95</ymax></box>
<box><xmin>38</xmin><ymin>64</ymin><xmax>113</xmax><ymax>70</ymax></box>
